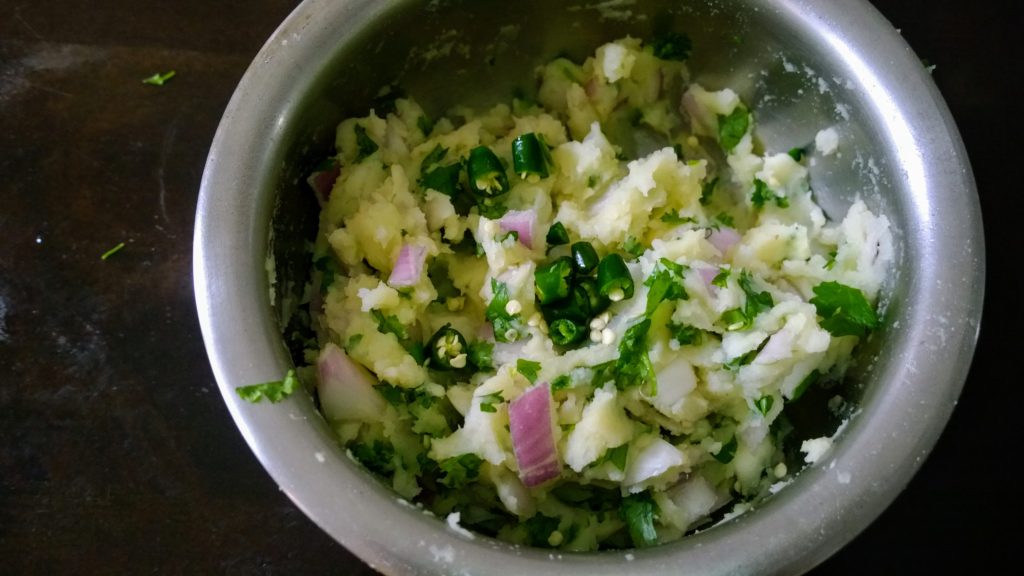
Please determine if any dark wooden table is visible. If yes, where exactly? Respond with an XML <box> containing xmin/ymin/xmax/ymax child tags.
<box><xmin>1</xmin><ymin>1</ymin><xmax>1018</xmax><ymax>573</ymax></box>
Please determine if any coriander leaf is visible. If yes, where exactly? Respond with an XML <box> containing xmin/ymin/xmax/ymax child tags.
<box><xmin>346</xmin><ymin>333</ymin><xmax>364</xmax><ymax>351</ymax></box>
<box><xmin>788</xmin><ymin>146</ymin><xmax>808</xmax><ymax>161</ymax></box>
<box><xmin>623</xmin><ymin>235</ymin><xmax>645</xmax><ymax>258</ymax></box>
<box><xmin>486</xmin><ymin>279</ymin><xmax>521</xmax><ymax>342</ymax></box>
<box><xmin>601</xmin><ymin>444</ymin><xmax>629</xmax><ymax>471</ymax></box>
<box><xmin>621</xmin><ymin>491</ymin><xmax>659</xmax><ymax>548</ymax></box>
<box><xmin>478</xmin><ymin>391</ymin><xmax>504</xmax><ymax>413</ymax></box>
<box><xmin>100</xmin><ymin>242</ymin><xmax>125</xmax><ymax>261</ymax></box>
<box><xmin>615</xmin><ymin>319</ymin><xmax>656</xmax><ymax>395</ymax></box>
<box><xmin>421</xmin><ymin>162</ymin><xmax>463</xmax><ymax>196</ymax></box>
<box><xmin>722</xmin><ymin>271</ymin><xmax>775</xmax><ymax>331</ymax></box>
<box><xmin>517</xmin><ymin>359</ymin><xmax>542</xmax><ymax>383</ymax></box>
<box><xmin>376</xmin><ymin>383</ymin><xmax>406</xmax><ymax>407</ymax></box>
<box><xmin>715</xmin><ymin>212</ymin><xmax>735</xmax><ymax>227</ymax></box>
<box><xmin>551</xmin><ymin>374</ymin><xmax>572</xmax><ymax>392</ymax></box>
<box><xmin>668</xmin><ymin>322</ymin><xmax>703</xmax><ymax>346</ymax></box>
<box><xmin>712</xmin><ymin>435</ymin><xmax>737</xmax><ymax>463</ymax></box>
<box><xmin>643</xmin><ymin>258</ymin><xmax>689</xmax><ymax>316</ymax></box>
<box><xmin>235</xmin><ymin>369</ymin><xmax>299</xmax><ymax>403</ymax></box>
<box><xmin>650</xmin><ymin>32</ymin><xmax>692</xmax><ymax>61</ymax></box>
<box><xmin>354</xmin><ymin>124</ymin><xmax>379</xmax><ymax>161</ymax></box>
<box><xmin>417</xmin><ymin>114</ymin><xmax>434</xmax><ymax>136</ymax></box>
<box><xmin>421</xmin><ymin>144</ymin><xmax>448</xmax><ymax>172</ymax></box>
<box><xmin>792</xmin><ymin>369</ymin><xmax>820</xmax><ymax>400</ymax></box>
<box><xmin>438</xmin><ymin>453</ymin><xmax>483</xmax><ymax>489</ymax></box>
<box><xmin>711</xmin><ymin>268</ymin><xmax>730</xmax><ymax>288</ymax></box>
<box><xmin>755</xmin><ymin>395</ymin><xmax>775</xmax><ymax>416</ymax></box>
<box><xmin>468</xmin><ymin>341</ymin><xmax>494</xmax><ymax>370</ymax></box>
<box><xmin>141</xmin><ymin>70</ymin><xmax>176</xmax><ymax>86</ymax></box>
<box><xmin>751</xmin><ymin>178</ymin><xmax>788</xmax><ymax>209</ymax></box>
<box><xmin>700</xmin><ymin>176</ymin><xmax>718</xmax><ymax>206</ymax></box>
<box><xmin>718</xmin><ymin>105</ymin><xmax>749</xmax><ymax>153</ymax></box>
<box><xmin>498</xmin><ymin>230</ymin><xmax>519</xmax><ymax>244</ymax></box>
<box><xmin>350</xmin><ymin>440</ymin><xmax>396</xmax><ymax>475</ymax></box>
<box><xmin>724</xmin><ymin>336</ymin><xmax>769</xmax><ymax>372</ymax></box>
<box><xmin>524</xmin><ymin>514</ymin><xmax>561</xmax><ymax>548</ymax></box>
<box><xmin>371</xmin><ymin>309</ymin><xmax>408</xmax><ymax>341</ymax></box>
<box><xmin>810</xmin><ymin>281</ymin><xmax>879</xmax><ymax>337</ymax></box>
<box><xmin>660</xmin><ymin>212</ymin><xmax>697</xmax><ymax>225</ymax></box>
<box><xmin>824</xmin><ymin>249</ymin><xmax>838</xmax><ymax>271</ymax></box>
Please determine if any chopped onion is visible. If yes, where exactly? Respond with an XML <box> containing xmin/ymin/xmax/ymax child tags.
<box><xmin>388</xmin><ymin>244</ymin><xmax>427</xmax><ymax>287</ymax></box>
<box><xmin>499</xmin><ymin>210</ymin><xmax>537</xmax><ymax>248</ymax></box>
<box><xmin>306</xmin><ymin>164</ymin><xmax>340</xmax><ymax>207</ymax></box>
<box><xmin>697</xmin><ymin>266</ymin><xmax>719</xmax><ymax>289</ymax></box>
<box><xmin>317</xmin><ymin>342</ymin><xmax>385</xmax><ymax>422</ymax></box>
<box><xmin>508</xmin><ymin>382</ymin><xmax>561</xmax><ymax>487</ymax></box>
<box><xmin>623</xmin><ymin>437</ymin><xmax>685</xmax><ymax>489</ymax></box>
<box><xmin>707</xmin><ymin>226</ymin><xmax>741</xmax><ymax>255</ymax></box>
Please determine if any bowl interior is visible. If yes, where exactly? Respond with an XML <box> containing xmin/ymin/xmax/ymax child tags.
<box><xmin>195</xmin><ymin>0</ymin><xmax>984</xmax><ymax>574</ymax></box>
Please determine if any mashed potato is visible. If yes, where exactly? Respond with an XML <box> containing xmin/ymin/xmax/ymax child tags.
<box><xmin>300</xmin><ymin>36</ymin><xmax>891</xmax><ymax>550</ymax></box>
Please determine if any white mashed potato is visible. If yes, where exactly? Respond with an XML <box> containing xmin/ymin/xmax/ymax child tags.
<box><xmin>299</xmin><ymin>35</ymin><xmax>892</xmax><ymax>551</ymax></box>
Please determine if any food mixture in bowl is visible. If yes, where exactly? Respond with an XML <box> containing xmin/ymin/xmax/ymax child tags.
<box><xmin>293</xmin><ymin>36</ymin><xmax>892</xmax><ymax>551</ymax></box>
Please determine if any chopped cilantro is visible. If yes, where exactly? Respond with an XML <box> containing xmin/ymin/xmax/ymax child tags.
<box><xmin>438</xmin><ymin>453</ymin><xmax>483</xmax><ymax>489</ymax></box>
<box><xmin>141</xmin><ymin>70</ymin><xmax>175</xmax><ymax>86</ymax></box>
<box><xmin>643</xmin><ymin>258</ymin><xmax>689</xmax><ymax>316</ymax></box>
<box><xmin>668</xmin><ymin>322</ymin><xmax>704</xmax><ymax>346</ymax></box>
<box><xmin>660</xmin><ymin>212</ymin><xmax>697</xmax><ymax>225</ymax></box>
<box><xmin>621</xmin><ymin>491</ymin><xmax>658</xmax><ymax>548</ymax></box>
<box><xmin>371</xmin><ymin>84</ymin><xmax>405</xmax><ymax>115</ymax></box>
<box><xmin>350</xmin><ymin>440</ymin><xmax>396</xmax><ymax>475</ymax></box>
<box><xmin>517</xmin><ymin>359</ymin><xmax>541</xmax><ymax>383</ymax></box>
<box><xmin>468</xmin><ymin>341</ymin><xmax>494</xmax><ymax>370</ymax></box>
<box><xmin>788</xmin><ymin>146</ymin><xmax>808</xmax><ymax>161</ymax></box>
<box><xmin>375</xmin><ymin>383</ymin><xmax>406</xmax><ymax>407</ymax></box>
<box><xmin>650</xmin><ymin>32</ymin><xmax>692</xmax><ymax>61</ymax></box>
<box><xmin>601</xmin><ymin>444</ymin><xmax>629</xmax><ymax>471</ymax></box>
<box><xmin>498</xmin><ymin>230</ymin><xmax>520</xmax><ymax>245</ymax></box>
<box><xmin>354</xmin><ymin>124</ymin><xmax>379</xmax><ymax>161</ymax></box>
<box><xmin>421</xmin><ymin>144</ymin><xmax>448</xmax><ymax>171</ymax></box>
<box><xmin>810</xmin><ymin>281</ymin><xmax>879</xmax><ymax>338</ymax></box>
<box><xmin>711</xmin><ymin>268</ymin><xmax>730</xmax><ymax>288</ymax></box>
<box><xmin>551</xmin><ymin>374</ymin><xmax>572</xmax><ymax>392</ymax></box>
<box><xmin>721</xmin><ymin>271</ymin><xmax>774</xmax><ymax>331</ymax></box>
<box><xmin>524</xmin><ymin>514</ymin><xmax>561</xmax><ymax>548</ymax></box>
<box><xmin>371</xmin><ymin>309</ymin><xmax>408</xmax><ymax>341</ymax></box>
<box><xmin>478</xmin><ymin>391</ymin><xmax>504</xmax><ymax>413</ymax></box>
<box><xmin>700</xmin><ymin>176</ymin><xmax>719</xmax><ymax>206</ymax></box>
<box><xmin>712</xmin><ymin>435</ymin><xmax>737</xmax><ymax>463</ymax></box>
<box><xmin>715</xmin><ymin>212</ymin><xmax>735</xmax><ymax>227</ymax></box>
<box><xmin>623</xmin><ymin>235</ymin><xmax>645</xmax><ymax>258</ymax></box>
<box><xmin>235</xmin><ymin>369</ymin><xmax>299</xmax><ymax>403</ymax></box>
<box><xmin>417</xmin><ymin>114</ymin><xmax>435</xmax><ymax>136</ymax></box>
<box><xmin>824</xmin><ymin>249</ymin><xmax>838</xmax><ymax>271</ymax></box>
<box><xmin>755</xmin><ymin>395</ymin><xmax>775</xmax><ymax>416</ymax></box>
<box><xmin>100</xmin><ymin>242</ymin><xmax>125</xmax><ymax>260</ymax></box>
<box><xmin>486</xmin><ymin>279</ymin><xmax>521</xmax><ymax>342</ymax></box>
<box><xmin>346</xmin><ymin>333</ymin><xmax>364</xmax><ymax>351</ymax></box>
<box><xmin>751</xmin><ymin>178</ymin><xmax>788</xmax><ymax>209</ymax></box>
<box><xmin>615</xmin><ymin>319</ymin><xmax>656</xmax><ymax>395</ymax></box>
<box><xmin>793</xmin><ymin>369</ymin><xmax>821</xmax><ymax>401</ymax></box>
<box><xmin>718</xmin><ymin>105</ymin><xmax>749</xmax><ymax>153</ymax></box>
<box><xmin>421</xmin><ymin>162</ymin><xmax>462</xmax><ymax>197</ymax></box>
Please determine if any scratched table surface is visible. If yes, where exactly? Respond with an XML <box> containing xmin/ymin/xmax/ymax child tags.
<box><xmin>0</xmin><ymin>0</ymin><xmax>1019</xmax><ymax>573</ymax></box>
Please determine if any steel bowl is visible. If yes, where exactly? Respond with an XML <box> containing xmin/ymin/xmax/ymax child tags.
<box><xmin>194</xmin><ymin>0</ymin><xmax>984</xmax><ymax>574</ymax></box>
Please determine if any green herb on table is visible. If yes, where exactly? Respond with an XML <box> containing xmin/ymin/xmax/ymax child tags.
<box><xmin>100</xmin><ymin>242</ymin><xmax>125</xmax><ymax>260</ymax></box>
<box><xmin>622</xmin><ymin>235</ymin><xmax>645</xmax><ymax>258</ymax></box>
<box><xmin>721</xmin><ymin>271</ymin><xmax>774</xmax><ymax>331</ymax></box>
<box><xmin>142</xmin><ymin>71</ymin><xmax>176</xmax><ymax>86</ymax></box>
<box><xmin>438</xmin><ymin>453</ymin><xmax>483</xmax><ymax>489</ymax></box>
<box><xmin>615</xmin><ymin>319</ymin><xmax>656</xmax><ymax>395</ymax></box>
<box><xmin>235</xmin><ymin>369</ymin><xmax>299</xmax><ymax>403</ymax></box>
<box><xmin>751</xmin><ymin>178</ymin><xmax>789</xmax><ymax>209</ymax></box>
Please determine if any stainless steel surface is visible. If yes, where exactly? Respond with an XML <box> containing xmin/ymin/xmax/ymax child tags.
<box><xmin>194</xmin><ymin>0</ymin><xmax>983</xmax><ymax>574</ymax></box>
